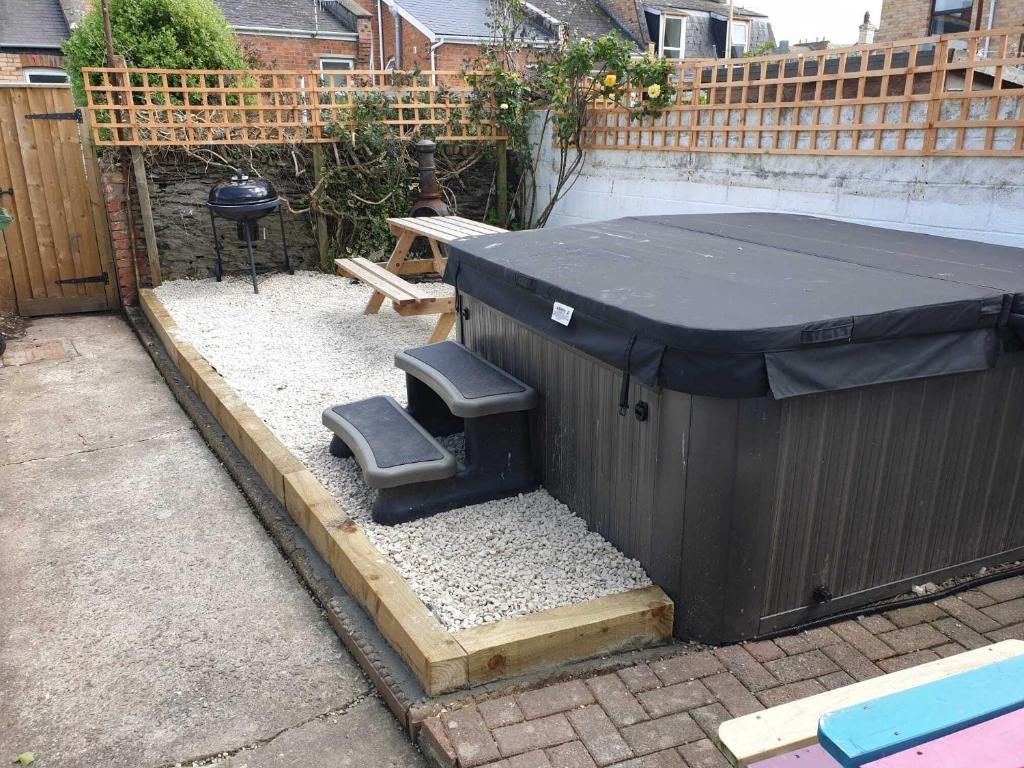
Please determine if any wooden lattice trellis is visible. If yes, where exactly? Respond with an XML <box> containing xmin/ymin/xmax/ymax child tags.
<box><xmin>82</xmin><ymin>68</ymin><xmax>506</xmax><ymax>146</ymax></box>
<box><xmin>584</xmin><ymin>27</ymin><xmax>1024</xmax><ymax>157</ymax></box>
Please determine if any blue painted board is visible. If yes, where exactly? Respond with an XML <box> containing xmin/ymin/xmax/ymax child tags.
<box><xmin>817</xmin><ymin>653</ymin><xmax>1024</xmax><ymax>767</ymax></box>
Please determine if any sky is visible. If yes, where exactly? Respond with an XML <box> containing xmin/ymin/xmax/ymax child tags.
<box><xmin>738</xmin><ymin>0</ymin><xmax>885</xmax><ymax>45</ymax></box>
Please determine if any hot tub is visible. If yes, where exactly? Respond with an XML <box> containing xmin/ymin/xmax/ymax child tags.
<box><xmin>443</xmin><ymin>213</ymin><xmax>1024</xmax><ymax>643</ymax></box>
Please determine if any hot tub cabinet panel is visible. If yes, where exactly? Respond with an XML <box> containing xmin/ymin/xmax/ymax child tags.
<box><xmin>462</xmin><ymin>296</ymin><xmax>1024</xmax><ymax>642</ymax></box>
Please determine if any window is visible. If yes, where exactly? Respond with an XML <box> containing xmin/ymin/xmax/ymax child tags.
<box><xmin>660</xmin><ymin>14</ymin><xmax>686</xmax><ymax>59</ymax></box>
<box><xmin>928</xmin><ymin>0</ymin><xmax>973</xmax><ymax>35</ymax></box>
<box><xmin>730</xmin><ymin>20</ymin><xmax>749</xmax><ymax>56</ymax></box>
<box><xmin>24</xmin><ymin>68</ymin><xmax>69</xmax><ymax>85</ymax></box>
<box><xmin>319</xmin><ymin>57</ymin><xmax>354</xmax><ymax>88</ymax></box>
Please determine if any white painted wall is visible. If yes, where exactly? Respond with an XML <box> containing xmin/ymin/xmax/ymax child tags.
<box><xmin>529</xmin><ymin>117</ymin><xmax>1024</xmax><ymax>248</ymax></box>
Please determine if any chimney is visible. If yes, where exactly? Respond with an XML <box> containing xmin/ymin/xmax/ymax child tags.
<box><xmin>858</xmin><ymin>10</ymin><xmax>877</xmax><ymax>45</ymax></box>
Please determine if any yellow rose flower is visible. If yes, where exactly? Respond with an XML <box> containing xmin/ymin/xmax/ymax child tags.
<box><xmin>603</xmin><ymin>73</ymin><xmax>617</xmax><ymax>88</ymax></box>
<box><xmin>648</xmin><ymin>83</ymin><xmax>662</xmax><ymax>98</ymax></box>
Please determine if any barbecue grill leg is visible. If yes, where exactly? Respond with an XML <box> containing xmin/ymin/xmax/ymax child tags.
<box><xmin>244</xmin><ymin>227</ymin><xmax>259</xmax><ymax>294</ymax></box>
<box><xmin>278</xmin><ymin>208</ymin><xmax>293</xmax><ymax>275</ymax></box>
<box><xmin>209</xmin><ymin>211</ymin><xmax>224</xmax><ymax>282</ymax></box>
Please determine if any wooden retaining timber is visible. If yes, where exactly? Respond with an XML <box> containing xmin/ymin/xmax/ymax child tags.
<box><xmin>140</xmin><ymin>289</ymin><xmax>673</xmax><ymax>696</ymax></box>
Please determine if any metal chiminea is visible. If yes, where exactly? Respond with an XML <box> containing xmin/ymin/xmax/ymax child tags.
<box><xmin>409</xmin><ymin>140</ymin><xmax>450</xmax><ymax>217</ymax></box>
<box><xmin>207</xmin><ymin>168</ymin><xmax>292</xmax><ymax>293</ymax></box>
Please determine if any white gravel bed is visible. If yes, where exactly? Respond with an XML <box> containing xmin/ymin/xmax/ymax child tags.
<box><xmin>155</xmin><ymin>272</ymin><xmax>651</xmax><ymax>632</ymax></box>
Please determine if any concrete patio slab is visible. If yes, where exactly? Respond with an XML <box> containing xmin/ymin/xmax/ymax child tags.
<box><xmin>0</xmin><ymin>315</ymin><xmax>424</xmax><ymax>768</ymax></box>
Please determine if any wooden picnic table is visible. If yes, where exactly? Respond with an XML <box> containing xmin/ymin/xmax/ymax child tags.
<box><xmin>335</xmin><ymin>215</ymin><xmax>507</xmax><ymax>343</ymax></box>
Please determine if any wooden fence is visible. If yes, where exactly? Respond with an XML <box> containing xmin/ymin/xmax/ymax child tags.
<box><xmin>585</xmin><ymin>26</ymin><xmax>1024</xmax><ymax>156</ymax></box>
<box><xmin>82</xmin><ymin>68</ymin><xmax>505</xmax><ymax>146</ymax></box>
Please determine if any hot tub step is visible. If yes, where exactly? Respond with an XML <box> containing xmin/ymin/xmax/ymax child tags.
<box><xmin>396</xmin><ymin>341</ymin><xmax>537</xmax><ymax>418</ymax></box>
<box><xmin>322</xmin><ymin>396</ymin><xmax>457</xmax><ymax>490</ymax></box>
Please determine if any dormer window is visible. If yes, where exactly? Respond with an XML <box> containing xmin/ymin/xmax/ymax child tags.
<box><xmin>730</xmin><ymin>19</ymin><xmax>749</xmax><ymax>56</ymax></box>
<box><xmin>660</xmin><ymin>14</ymin><xmax>686</xmax><ymax>59</ymax></box>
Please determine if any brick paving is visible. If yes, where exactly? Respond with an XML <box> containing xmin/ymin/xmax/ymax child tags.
<box><xmin>422</xmin><ymin>576</ymin><xmax>1024</xmax><ymax>767</ymax></box>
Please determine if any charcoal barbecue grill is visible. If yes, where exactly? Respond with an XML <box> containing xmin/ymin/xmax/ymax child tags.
<box><xmin>207</xmin><ymin>169</ymin><xmax>292</xmax><ymax>293</ymax></box>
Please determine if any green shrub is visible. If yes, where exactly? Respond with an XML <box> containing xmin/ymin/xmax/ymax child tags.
<box><xmin>63</xmin><ymin>0</ymin><xmax>245</xmax><ymax>104</ymax></box>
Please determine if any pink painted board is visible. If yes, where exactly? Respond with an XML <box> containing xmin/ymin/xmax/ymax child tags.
<box><xmin>865</xmin><ymin>708</ymin><xmax>1024</xmax><ymax>768</ymax></box>
<box><xmin>751</xmin><ymin>744</ymin><xmax>842</xmax><ymax>767</ymax></box>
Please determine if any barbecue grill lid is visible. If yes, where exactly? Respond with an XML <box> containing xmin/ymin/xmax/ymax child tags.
<box><xmin>444</xmin><ymin>213</ymin><xmax>1024</xmax><ymax>399</ymax></box>
<box><xmin>208</xmin><ymin>170</ymin><xmax>278</xmax><ymax>206</ymax></box>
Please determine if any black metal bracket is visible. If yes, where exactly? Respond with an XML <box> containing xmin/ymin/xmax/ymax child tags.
<box><xmin>56</xmin><ymin>272</ymin><xmax>109</xmax><ymax>285</ymax></box>
<box><xmin>0</xmin><ymin>188</ymin><xmax>13</xmax><ymax>198</ymax></box>
<box><xmin>26</xmin><ymin>108</ymin><xmax>83</xmax><ymax>123</ymax></box>
<box><xmin>634</xmin><ymin>401</ymin><xmax>649</xmax><ymax>422</ymax></box>
<box><xmin>812</xmin><ymin>585</ymin><xmax>834</xmax><ymax>604</ymax></box>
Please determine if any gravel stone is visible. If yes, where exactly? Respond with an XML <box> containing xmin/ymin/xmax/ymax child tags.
<box><xmin>155</xmin><ymin>273</ymin><xmax>651</xmax><ymax>632</ymax></box>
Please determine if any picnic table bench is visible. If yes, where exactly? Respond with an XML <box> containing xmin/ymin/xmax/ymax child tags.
<box><xmin>718</xmin><ymin>639</ymin><xmax>1024</xmax><ymax>767</ymax></box>
<box><xmin>335</xmin><ymin>215</ymin><xmax>507</xmax><ymax>343</ymax></box>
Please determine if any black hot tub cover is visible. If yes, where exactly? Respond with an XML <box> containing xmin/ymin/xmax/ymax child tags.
<box><xmin>443</xmin><ymin>214</ymin><xmax>1024</xmax><ymax>399</ymax></box>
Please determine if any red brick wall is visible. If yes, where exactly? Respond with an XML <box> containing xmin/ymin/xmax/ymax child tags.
<box><xmin>238</xmin><ymin>34</ymin><xmax>362</xmax><ymax>69</ymax></box>
<box><xmin>877</xmin><ymin>0</ymin><xmax>1024</xmax><ymax>42</ymax></box>
<box><xmin>100</xmin><ymin>160</ymin><xmax>150</xmax><ymax>306</ymax></box>
<box><xmin>0</xmin><ymin>52</ymin><xmax>66</xmax><ymax>83</ymax></box>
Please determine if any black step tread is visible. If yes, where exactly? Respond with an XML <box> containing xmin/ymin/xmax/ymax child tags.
<box><xmin>395</xmin><ymin>341</ymin><xmax>538</xmax><ymax>418</ymax></box>
<box><xmin>322</xmin><ymin>396</ymin><xmax>456</xmax><ymax>489</ymax></box>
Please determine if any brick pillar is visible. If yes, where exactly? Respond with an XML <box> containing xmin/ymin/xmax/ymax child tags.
<box><xmin>100</xmin><ymin>157</ymin><xmax>150</xmax><ymax>306</ymax></box>
<box><xmin>357</xmin><ymin>16</ymin><xmax>374</xmax><ymax>68</ymax></box>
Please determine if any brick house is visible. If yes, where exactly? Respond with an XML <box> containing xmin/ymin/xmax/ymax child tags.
<box><xmin>365</xmin><ymin>0</ymin><xmax>773</xmax><ymax>72</ymax></box>
<box><xmin>215</xmin><ymin>0</ymin><xmax>374</xmax><ymax>70</ymax></box>
<box><xmin>0</xmin><ymin>0</ymin><xmax>85</xmax><ymax>84</ymax></box>
<box><xmin>877</xmin><ymin>0</ymin><xmax>1024</xmax><ymax>43</ymax></box>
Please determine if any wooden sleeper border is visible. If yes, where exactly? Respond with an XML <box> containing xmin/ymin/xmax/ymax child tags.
<box><xmin>140</xmin><ymin>289</ymin><xmax>674</xmax><ymax>695</ymax></box>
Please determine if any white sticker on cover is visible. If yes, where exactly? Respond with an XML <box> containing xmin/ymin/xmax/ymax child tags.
<box><xmin>551</xmin><ymin>302</ymin><xmax>574</xmax><ymax>326</ymax></box>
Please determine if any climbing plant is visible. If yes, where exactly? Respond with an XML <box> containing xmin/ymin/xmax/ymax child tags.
<box><xmin>465</xmin><ymin>0</ymin><xmax>676</xmax><ymax>227</ymax></box>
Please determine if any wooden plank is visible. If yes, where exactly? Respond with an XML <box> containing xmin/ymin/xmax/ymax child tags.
<box><xmin>719</xmin><ymin>640</ymin><xmax>1024</xmax><ymax>767</ymax></box>
<box><xmin>28</xmin><ymin>88</ymin><xmax>78</xmax><ymax>297</ymax></box>
<box><xmin>6</xmin><ymin>88</ymin><xmax>54</xmax><ymax>300</ymax></box>
<box><xmin>363</xmin><ymin>230</ymin><xmax>416</xmax><ymax>313</ymax></box>
<box><xmin>283</xmin><ymin>467</ymin><xmax>468</xmax><ymax>697</ymax></box>
<box><xmin>53</xmin><ymin>88</ymin><xmax>108</xmax><ymax>303</ymax></box>
<box><xmin>394</xmin><ymin>258</ymin><xmax>443</xmax><ymax>275</ymax></box>
<box><xmin>80</xmin><ymin>107</ymin><xmax>120</xmax><ymax>311</ymax></box>
<box><xmin>0</xmin><ymin>225</ymin><xmax>17</xmax><ymax>315</ymax></box>
<box><xmin>337</xmin><ymin>257</ymin><xmax>431</xmax><ymax>303</ymax></box>
<box><xmin>429</xmin><ymin>312</ymin><xmax>457</xmax><ymax>343</ymax></box>
<box><xmin>14</xmin><ymin>293</ymin><xmax>109</xmax><ymax>316</ymax></box>
<box><xmin>818</xmin><ymin>654</ymin><xmax>1024</xmax><ymax>766</ymax></box>
<box><xmin>392</xmin><ymin>297</ymin><xmax>455</xmax><ymax>316</ymax></box>
<box><xmin>387</xmin><ymin>216</ymin><xmax>506</xmax><ymax>243</ymax></box>
<box><xmin>130</xmin><ymin>146</ymin><xmax>161</xmax><ymax>286</ymax></box>
<box><xmin>454</xmin><ymin>586</ymin><xmax>673</xmax><ymax>685</ymax></box>
<box><xmin>0</xmin><ymin>92</ymin><xmax>29</xmax><ymax>314</ymax></box>
<box><xmin>312</xmin><ymin>144</ymin><xmax>328</xmax><ymax>268</ymax></box>
<box><xmin>865</xmin><ymin>708</ymin><xmax>1024</xmax><ymax>768</ymax></box>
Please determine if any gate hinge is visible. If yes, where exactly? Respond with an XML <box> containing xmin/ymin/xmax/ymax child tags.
<box><xmin>26</xmin><ymin>108</ymin><xmax>83</xmax><ymax>123</ymax></box>
<box><xmin>56</xmin><ymin>272</ymin><xmax>109</xmax><ymax>285</ymax></box>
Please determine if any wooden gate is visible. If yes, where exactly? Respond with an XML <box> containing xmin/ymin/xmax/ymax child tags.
<box><xmin>0</xmin><ymin>85</ymin><xmax>118</xmax><ymax>316</ymax></box>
